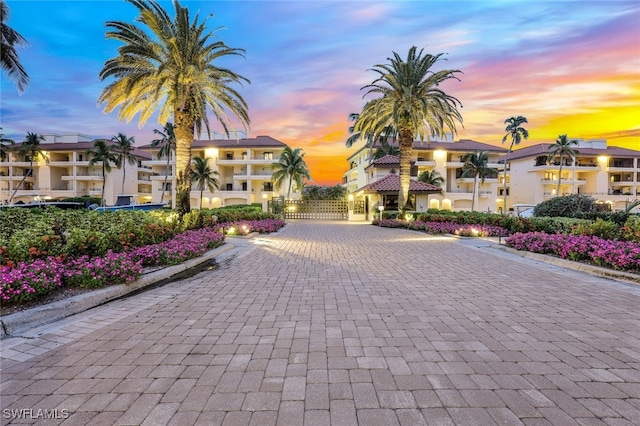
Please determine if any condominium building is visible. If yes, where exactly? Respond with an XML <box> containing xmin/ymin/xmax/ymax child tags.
<box><xmin>139</xmin><ymin>133</ymin><xmax>296</xmax><ymax>209</ymax></box>
<box><xmin>506</xmin><ymin>138</ymin><xmax>640</xmax><ymax>211</ymax></box>
<box><xmin>344</xmin><ymin>135</ymin><xmax>640</xmax><ymax>217</ymax></box>
<box><xmin>0</xmin><ymin>133</ymin><xmax>153</xmax><ymax>205</ymax></box>
<box><xmin>1</xmin><ymin>132</ymin><xmax>297</xmax><ymax>210</ymax></box>
<box><xmin>344</xmin><ymin>134</ymin><xmax>508</xmax><ymax>218</ymax></box>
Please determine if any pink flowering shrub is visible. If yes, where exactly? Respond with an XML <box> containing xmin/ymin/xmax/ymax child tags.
<box><xmin>131</xmin><ymin>227</ymin><xmax>225</xmax><ymax>266</ymax></box>
<box><xmin>505</xmin><ymin>232</ymin><xmax>640</xmax><ymax>271</ymax></box>
<box><xmin>0</xmin><ymin>258</ymin><xmax>65</xmax><ymax>303</ymax></box>
<box><xmin>375</xmin><ymin>219</ymin><xmax>509</xmax><ymax>237</ymax></box>
<box><xmin>64</xmin><ymin>251</ymin><xmax>144</xmax><ymax>289</ymax></box>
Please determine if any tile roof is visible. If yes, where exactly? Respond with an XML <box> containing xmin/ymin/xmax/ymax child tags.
<box><xmin>505</xmin><ymin>143</ymin><xmax>640</xmax><ymax>162</ymax></box>
<box><xmin>367</xmin><ymin>155</ymin><xmax>415</xmax><ymax>167</ymax></box>
<box><xmin>9</xmin><ymin>140</ymin><xmax>152</xmax><ymax>160</ymax></box>
<box><xmin>359</xmin><ymin>174</ymin><xmax>442</xmax><ymax>193</ymax></box>
<box><xmin>347</xmin><ymin>138</ymin><xmax>507</xmax><ymax>161</ymax></box>
<box><xmin>139</xmin><ymin>135</ymin><xmax>287</xmax><ymax>149</ymax></box>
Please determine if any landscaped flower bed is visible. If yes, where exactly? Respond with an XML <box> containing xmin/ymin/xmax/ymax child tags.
<box><xmin>373</xmin><ymin>213</ymin><xmax>640</xmax><ymax>273</ymax></box>
<box><xmin>505</xmin><ymin>232</ymin><xmax>640</xmax><ymax>272</ymax></box>
<box><xmin>374</xmin><ymin>219</ymin><xmax>509</xmax><ymax>237</ymax></box>
<box><xmin>0</xmin><ymin>218</ymin><xmax>286</xmax><ymax>306</ymax></box>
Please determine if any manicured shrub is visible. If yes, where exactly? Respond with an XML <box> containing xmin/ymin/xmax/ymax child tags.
<box><xmin>622</xmin><ymin>216</ymin><xmax>640</xmax><ymax>243</ymax></box>
<box><xmin>533</xmin><ymin>194</ymin><xmax>597</xmax><ymax>218</ymax></box>
<box><xmin>570</xmin><ymin>218</ymin><xmax>621</xmax><ymax>241</ymax></box>
<box><xmin>64</xmin><ymin>228</ymin><xmax>110</xmax><ymax>258</ymax></box>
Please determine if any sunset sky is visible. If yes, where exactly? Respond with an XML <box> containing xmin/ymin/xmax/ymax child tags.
<box><xmin>2</xmin><ymin>0</ymin><xmax>639</xmax><ymax>185</ymax></box>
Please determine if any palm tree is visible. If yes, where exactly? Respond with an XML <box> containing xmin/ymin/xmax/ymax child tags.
<box><xmin>373</xmin><ymin>139</ymin><xmax>400</xmax><ymax>159</ymax></box>
<box><xmin>151</xmin><ymin>122</ymin><xmax>177</xmax><ymax>205</ymax></box>
<box><xmin>346</xmin><ymin>110</ymin><xmax>397</xmax><ymax>165</ymax></box>
<box><xmin>111</xmin><ymin>132</ymin><xmax>137</xmax><ymax>194</ymax></box>
<box><xmin>98</xmin><ymin>0</ymin><xmax>250</xmax><ymax>216</ymax></box>
<box><xmin>418</xmin><ymin>169</ymin><xmax>444</xmax><ymax>187</ymax></box>
<box><xmin>8</xmin><ymin>132</ymin><xmax>46</xmax><ymax>203</ymax></box>
<box><xmin>461</xmin><ymin>150</ymin><xmax>495</xmax><ymax>212</ymax></box>
<box><xmin>547</xmin><ymin>134</ymin><xmax>579</xmax><ymax>197</ymax></box>
<box><xmin>356</xmin><ymin>46</ymin><xmax>463</xmax><ymax>213</ymax></box>
<box><xmin>0</xmin><ymin>128</ymin><xmax>14</xmax><ymax>161</ymax></box>
<box><xmin>271</xmin><ymin>147</ymin><xmax>311</xmax><ymax>200</ymax></box>
<box><xmin>87</xmin><ymin>139</ymin><xmax>119</xmax><ymax>206</ymax></box>
<box><xmin>191</xmin><ymin>156</ymin><xmax>219</xmax><ymax>209</ymax></box>
<box><xmin>1</xmin><ymin>0</ymin><xmax>29</xmax><ymax>93</ymax></box>
<box><xmin>501</xmin><ymin>116</ymin><xmax>528</xmax><ymax>212</ymax></box>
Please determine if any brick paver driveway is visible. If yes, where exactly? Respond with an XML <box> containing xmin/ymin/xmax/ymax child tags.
<box><xmin>2</xmin><ymin>221</ymin><xmax>640</xmax><ymax>425</ymax></box>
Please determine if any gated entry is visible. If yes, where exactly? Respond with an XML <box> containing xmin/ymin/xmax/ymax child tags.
<box><xmin>283</xmin><ymin>199</ymin><xmax>348</xmax><ymax>220</ymax></box>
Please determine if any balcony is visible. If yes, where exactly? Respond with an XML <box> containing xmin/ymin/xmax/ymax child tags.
<box><xmin>62</xmin><ymin>174</ymin><xmax>103</xmax><ymax>181</ymax></box>
<box><xmin>415</xmin><ymin>159</ymin><xmax>436</xmax><ymax>167</ymax></box>
<box><xmin>540</xmin><ymin>178</ymin><xmax>586</xmax><ymax>186</ymax></box>
<box><xmin>233</xmin><ymin>172</ymin><xmax>273</xmax><ymax>181</ymax></box>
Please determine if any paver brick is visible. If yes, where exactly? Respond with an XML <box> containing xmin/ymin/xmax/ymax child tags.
<box><xmin>2</xmin><ymin>221</ymin><xmax>640</xmax><ymax>424</ymax></box>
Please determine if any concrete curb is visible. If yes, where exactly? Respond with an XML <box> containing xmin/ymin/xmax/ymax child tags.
<box><xmin>0</xmin><ymin>243</ymin><xmax>235</xmax><ymax>337</ymax></box>
<box><xmin>491</xmin><ymin>244</ymin><xmax>640</xmax><ymax>286</ymax></box>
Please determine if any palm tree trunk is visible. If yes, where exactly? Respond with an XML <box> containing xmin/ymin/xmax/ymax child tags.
<box><xmin>502</xmin><ymin>142</ymin><xmax>513</xmax><ymax>213</ymax></box>
<box><xmin>174</xmin><ymin>109</ymin><xmax>195</xmax><ymax>216</ymax></box>
<box><xmin>121</xmin><ymin>167</ymin><xmax>126</xmax><ymax>195</ymax></box>
<box><xmin>160</xmin><ymin>155</ymin><xmax>170</xmax><ymax>203</ymax></box>
<box><xmin>287</xmin><ymin>175</ymin><xmax>292</xmax><ymax>200</ymax></box>
<box><xmin>101</xmin><ymin>164</ymin><xmax>106</xmax><ymax>206</ymax></box>
<box><xmin>398</xmin><ymin>129</ymin><xmax>413</xmax><ymax>214</ymax></box>
<box><xmin>9</xmin><ymin>158</ymin><xmax>34</xmax><ymax>203</ymax></box>
<box><xmin>556</xmin><ymin>154</ymin><xmax>564</xmax><ymax>196</ymax></box>
<box><xmin>200</xmin><ymin>188</ymin><xmax>204</xmax><ymax>209</ymax></box>
<box><xmin>472</xmin><ymin>175</ymin><xmax>478</xmax><ymax>212</ymax></box>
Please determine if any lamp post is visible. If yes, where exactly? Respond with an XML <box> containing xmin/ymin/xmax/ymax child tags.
<box><xmin>378</xmin><ymin>205</ymin><xmax>384</xmax><ymax>221</ymax></box>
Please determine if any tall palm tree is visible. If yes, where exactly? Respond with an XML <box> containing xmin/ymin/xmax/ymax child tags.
<box><xmin>271</xmin><ymin>147</ymin><xmax>311</xmax><ymax>200</ymax></box>
<box><xmin>501</xmin><ymin>116</ymin><xmax>528</xmax><ymax>212</ymax></box>
<box><xmin>461</xmin><ymin>150</ymin><xmax>494</xmax><ymax>212</ymax></box>
<box><xmin>98</xmin><ymin>0</ymin><xmax>250</xmax><ymax>216</ymax></box>
<box><xmin>547</xmin><ymin>134</ymin><xmax>579</xmax><ymax>197</ymax></box>
<box><xmin>111</xmin><ymin>132</ymin><xmax>137</xmax><ymax>194</ymax></box>
<box><xmin>356</xmin><ymin>46</ymin><xmax>463</xmax><ymax>213</ymax></box>
<box><xmin>1</xmin><ymin>0</ymin><xmax>29</xmax><ymax>93</ymax></box>
<box><xmin>87</xmin><ymin>139</ymin><xmax>119</xmax><ymax>206</ymax></box>
<box><xmin>191</xmin><ymin>156</ymin><xmax>219</xmax><ymax>209</ymax></box>
<box><xmin>0</xmin><ymin>128</ymin><xmax>14</xmax><ymax>161</ymax></box>
<box><xmin>418</xmin><ymin>169</ymin><xmax>444</xmax><ymax>187</ymax></box>
<box><xmin>8</xmin><ymin>132</ymin><xmax>46</xmax><ymax>203</ymax></box>
<box><xmin>151</xmin><ymin>122</ymin><xmax>177</xmax><ymax>204</ymax></box>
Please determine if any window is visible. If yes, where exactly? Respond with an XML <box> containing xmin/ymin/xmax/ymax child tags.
<box><xmin>226</xmin><ymin>153</ymin><xmax>233</xmax><ymax>160</ymax></box>
<box><xmin>242</xmin><ymin>152</ymin><xmax>248</xmax><ymax>160</ymax></box>
<box><xmin>263</xmin><ymin>152</ymin><xmax>273</xmax><ymax>160</ymax></box>
<box><xmin>263</xmin><ymin>182</ymin><xmax>273</xmax><ymax>191</ymax></box>
<box><xmin>242</xmin><ymin>182</ymin><xmax>247</xmax><ymax>191</ymax></box>
<box><xmin>226</xmin><ymin>183</ymin><xmax>233</xmax><ymax>191</ymax></box>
